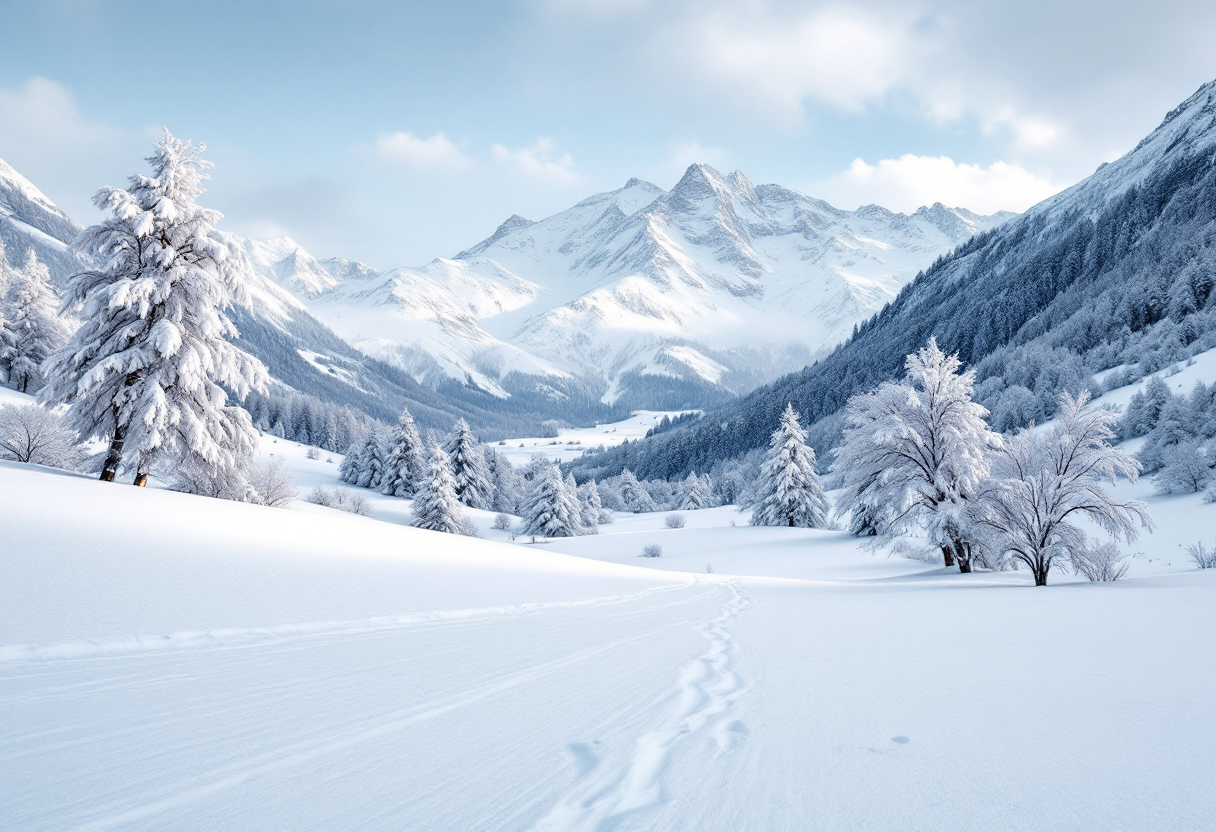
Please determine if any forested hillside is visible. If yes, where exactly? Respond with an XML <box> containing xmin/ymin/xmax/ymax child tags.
<box><xmin>568</xmin><ymin>80</ymin><xmax>1216</xmax><ymax>483</ymax></box>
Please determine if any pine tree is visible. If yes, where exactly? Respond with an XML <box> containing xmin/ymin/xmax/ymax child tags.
<box><xmin>487</xmin><ymin>448</ymin><xmax>524</xmax><ymax>513</ymax></box>
<box><xmin>338</xmin><ymin>438</ymin><xmax>363</xmax><ymax>484</ymax></box>
<box><xmin>520</xmin><ymin>464</ymin><xmax>581</xmax><ymax>537</ymax></box>
<box><xmin>355</xmin><ymin>429</ymin><xmax>388</xmax><ymax>490</ymax></box>
<box><xmin>411</xmin><ymin>440</ymin><xmax>466</xmax><ymax>534</ymax></box>
<box><xmin>617</xmin><ymin>469</ymin><xmax>657</xmax><ymax>513</ymax></box>
<box><xmin>0</xmin><ymin>250</ymin><xmax>69</xmax><ymax>394</ymax></box>
<box><xmin>834</xmin><ymin>339</ymin><xmax>998</xmax><ymax>571</ymax></box>
<box><xmin>750</xmin><ymin>404</ymin><xmax>830</xmax><ymax>528</ymax></box>
<box><xmin>443</xmin><ymin>418</ymin><xmax>494</xmax><ymax>509</ymax></box>
<box><xmin>381</xmin><ymin>407</ymin><xmax>425</xmax><ymax>497</ymax></box>
<box><xmin>564</xmin><ymin>471</ymin><xmax>591</xmax><ymax>534</ymax></box>
<box><xmin>577</xmin><ymin>478</ymin><xmax>605</xmax><ymax>527</ymax></box>
<box><xmin>680</xmin><ymin>471</ymin><xmax>715</xmax><ymax>510</ymax></box>
<box><xmin>41</xmin><ymin>131</ymin><xmax>267</xmax><ymax>485</ymax></box>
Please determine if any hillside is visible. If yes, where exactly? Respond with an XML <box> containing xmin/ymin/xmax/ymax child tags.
<box><xmin>569</xmin><ymin>79</ymin><xmax>1216</xmax><ymax>482</ymax></box>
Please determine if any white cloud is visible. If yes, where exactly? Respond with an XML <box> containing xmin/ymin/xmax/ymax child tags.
<box><xmin>816</xmin><ymin>154</ymin><xmax>1064</xmax><ymax>214</ymax></box>
<box><xmin>690</xmin><ymin>7</ymin><xmax>921</xmax><ymax>115</ymax></box>
<box><xmin>0</xmin><ymin>77</ymin><xmax>133</xmax><ymax>219</ymax></box>
<box><xmin>491</xmin><ymin>138</ymin><xmax>580</xmax><ymax>186</ymax></box>
<box><xmin>373</xmin><ymin>131</ymin><xmax>469</xmax><ymax>171</ymax></box>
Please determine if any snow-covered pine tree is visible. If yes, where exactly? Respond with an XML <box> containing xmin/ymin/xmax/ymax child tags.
<box><xmin>520</xmin><ymin>464</ymin><xmax>581</xmax><ymax>537</ymax></box>
<box><xmin>443</xmin><ymin>418</ymin><xmax>494</xmax><ymax>509</ymax></box>
<box><xmin>617</xmin><ymin>469</ymin><xmax>657</xmax><ymax>513</ymax></box>
<box><xmin>0</xmin><ymin>250</ymin><xmax>69</xmax><ymax>393</ymax></box>
<box><xmin>381</xmin><ymin>407</ymin><xmax>425</xmax><ymax>497</ymax></box>
<box><xmin>338</xmin><ymin>439</ymin><xmax>363</xmax><ymax>484</ymax></box>
<box><xmin>564</xmin><ymin>471</ymin><xmax>591</xmax><ymax>534</ymax></box>
<box><xmin>833</xmin><ymin>338</ymin><xmax>998</xmax><ymax>571</ymax></box>
<box><xmin>41</xmin><ymin>131</ymin><xmax>268</xmax><ymax>485</ymax></box>
<box><xmin>411</xmin><ymin>440</ymin><xmax>466</xmax><ymax>534</ymax></box>
<box><xmin>750</xmin><ymin>404</ymin><xmax>830</xmax><ymax>528</ymax></box>
<box><xmin>355</xmin><ymin>429</ymin><xmax>388</xmax><ymax>490</ymax></box>
<box><xmin>486</xmin><ymin>448</ymin><xmax>524</xmax><ymax>513</ymax></box>
<box><xmin>577</xmin><ymin>478</ymin><xmax>605</xmax><ymax>527</ymax></box>
<box><xmin>679</xmin><ymin>471</ymin><xmax>715</xmax><ymax>510</ymax></box>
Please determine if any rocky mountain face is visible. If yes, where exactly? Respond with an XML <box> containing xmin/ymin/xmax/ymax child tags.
<box><xmin>280</xmin><ymin>164</ymin><xmax>1011</xmax><ymax>410</ymax></box>
<box><xmin>567</xmin><ymin>78</ymin><xmax>1216</xmax><ymax>482</ymax></box>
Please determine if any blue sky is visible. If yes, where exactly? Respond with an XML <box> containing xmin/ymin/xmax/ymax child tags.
<box><xmin>2</xmin><ymin>0</ymin><xmax>1215</xmax><ymax>267</ymax></box>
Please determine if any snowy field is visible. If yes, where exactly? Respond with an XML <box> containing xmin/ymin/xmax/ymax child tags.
<box><xmin>2</xmin><ymin>391</ymin><xmax>1216</xmax><ymax>830</ymax></box>
<box><xmin>492</xmin><ymin>410</ymin><xmax>697</xmax><ymax>467</ymax></box>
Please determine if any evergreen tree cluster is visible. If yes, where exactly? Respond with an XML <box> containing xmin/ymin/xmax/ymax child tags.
<box><xmin>245</xmin><ymin>390</ymin><xmax>378</xmax><ymax>453</ymax></box>
<box><xmin>1120</xmin><ymin>374</ymin><xmax>1216</xmax><ymax>495</ymax></box>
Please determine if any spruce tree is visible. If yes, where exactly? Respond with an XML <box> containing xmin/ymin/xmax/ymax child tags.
<box><xmin>355</xmin><ymin>429</ymin><xmax>388</xmax><ymax>490</ymax></box>
<box><xmin>443</xmin><ymin>418</ymin><xmax>494</xmax><ymax>509</ymax></box>
<box><xmin>0</xmin><ymin>250</ymin><xmax>68</xmax><ymax>394</ymax></box>
<box><xmin>338</xmin><ymin>439</ymin><xmax>363</xmax><ymax>484</ymax></box>
<box><xmin>564</xmin><ymin>471</ymin><xmax>590</xmax><ymax>534</ymax></box>
<box><xmin>679</xmin><ymin>471</ymin><xmax>714</xmax><ymax>510</ymax></box>
<box><xmin>577</xmin><ymin>478</ymin><xmax>605</xmax><ymax>527</ymax></box>
<box><xmin>411</xmin><ymin>441</ymin><xmax>466</xmax><ymax>534</ymax></box>
<box><xmin>751</xmin><ymin>404</ymin><xmax>830</xmax><ymax>528</ymax></box>
<box><xmin>617</xmin><ymin>469</ymin><xmax>657</xmax><ymax>513</ymax></box>
<box><xmin>381</xmin><ymin>407</ymin><xmax>425</xmax><ymax>497</ymax></box>
<box><xmin>41</xmin><ymin>131</ymin><xmax>267</xmax><ymax>485</ymax></box>
<box><xmin>520</xmin><ymin>464</ymin><xmax>580</xmax><ymax>537</ymax></box>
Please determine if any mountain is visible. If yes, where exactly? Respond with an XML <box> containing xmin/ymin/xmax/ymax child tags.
<box><xmin>0</xmin><ymin>158</ymin><xmax>82</xmax><ymax>280</ymax></box>
<box><xmin>284</xmin><ymin>165</ymin><xmax>1011</xmax><ymax>411</ymax></box>
<box><xmin>569</xmin><ymin>78</ymin><xmax>1216</xmax><ymax>483</ymax></box>
<box><xmin>0</xmin><ymin>159</ymin><xmax>619</xmax><ymax>439</ymax></box>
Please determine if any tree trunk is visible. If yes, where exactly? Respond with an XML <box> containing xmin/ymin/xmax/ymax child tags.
<box><xmin>18</xmin><ymin>376</ymin><xmax>28</xmax><ymax>394</ymax></box>
<box><xmin>940</xmin><ymin>544</ymin><xmax>955</xmax><ymax>568</ymax></box>
<box><xmin>133</xmin><ymin>471</ymin><xmax>148</xmax><ymax>487</ymax></box>
<box><xmin>99</xmin><ymin>424</ymin><xmax>126</xmax><ymax>482</ymax></box>
<box><xmin>1033</xmin><ymin>563</ymin><xmax>1049</xmax><ymax>586</ymax></box>
<box><xmin>956</xmin><ymin>540</ymin><xmax>972</xmax><ymax>573</ymax></box>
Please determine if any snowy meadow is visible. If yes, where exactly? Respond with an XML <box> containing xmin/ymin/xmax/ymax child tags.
<box><xmin>1</xmin><ymin>114</ymin><xmax>1215</xmax><ymax>832</ymax></box>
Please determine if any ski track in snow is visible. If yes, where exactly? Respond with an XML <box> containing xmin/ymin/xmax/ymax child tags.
<box><xmin>532</xmin><ymin>580</ymin><xmax>754</xmax><ymax>832</ymax></box>
<box><xmin>0</xmin><ymin>580</ymin><xmax>698</xmax><ymax>663</ymax></box>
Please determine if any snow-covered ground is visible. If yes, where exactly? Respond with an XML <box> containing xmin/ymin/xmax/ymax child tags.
<box><xmin>492</xmin><ymin>409</ymin><xmax>696</xmax><ymax>467</ymax></box>
<box><xmin>2</xmin><ymin>388</ymin><xmax>1215</xmax><ymax>830</ymax></box>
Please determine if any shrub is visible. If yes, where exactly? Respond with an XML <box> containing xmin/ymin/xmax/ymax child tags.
<box><xmin>0</xmin><ymin>404</ymin><xmax>83</xmax><ymax>469</ymax></box>
<box><xmin>306</xmin><ymin>486</ymin><xmax>371</xmax><ymax>516</ymax></box>
<box><xmin>641</xmin><ymin>544</ymin><xmax>662</xmax><ymax>558</ymax></box>
<box><xmin>1069</xmin><ymin>542</ymin><xmax>1130</xmax><ymax>582</ymax></box>
<box><xmin>539</xmin><ymin>420</ymin><xmax>561</xmax><ymax>438</ymax></box>
<box><xmin>305</xmin><ymin>447</ymin><xmax>321</xmax><ymax>460</ymax></box>
<box><xmin>665</xmin><ymin>513</ymin><xmax>687</xmax><ymax>529</ymax></box>
<box><xmin>1186</xmin><ymin>541</ymin><xmax>1216</xmax><ymax>569</ymax></box>
<box><xmin>492</xmin><ymin>513</ymin><xmax>512</xmax><ymax>530</ymax></box>
<box><xmin>248</xmin><ymin>459</ymin><xmax>298</xmax><ymax>508</ymax></box>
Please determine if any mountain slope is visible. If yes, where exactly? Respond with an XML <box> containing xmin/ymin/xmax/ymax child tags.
<box><xmin>569</xmin><ymin>78</ymin><xmax>1216</xmax><ymax>482</ymax></box>
<box><xmin>293</xmin><ymin>167</ymin><xmax>1011</xmax><ymax>410</ymax></box>
<box><xmin>0</xmin><ymin>158</ymin><xmax>611</xmax><ymax>438</ymax></box>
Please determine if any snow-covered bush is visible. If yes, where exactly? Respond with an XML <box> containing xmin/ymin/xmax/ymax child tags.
<box><xmin>306</xmin><ymin>486</ymin><xmax>371</xmax><ymax>516</ymax></box>
<box><xmin>248</xmin><ymin>459</ymin><xmax>298</xmax><ymax>508</ymax></box>
<box><xmin>1069</xmin><ymin>542</ymin><xmax>1130</xmax><ymax>582</ymax></box>
<box><xmin>665</xmin><ymin>513</ymin><xmax>687</xmax><ymax>529</ymax></box>
<box><xmin>493</xmin><ymin>513</ymin><xmax>512</xmax><ymax>530</ymax></box>
<box><xmin>641</xmin><ymin>544</ymin><xmax>662</xmax><ymax>558</ymax></box>
<box><xmin>0</xmin><ymin>403</ymin><xmax>83</xmax><ymax>469</ymax></box>
<box><xmin>538</xmin><ymin>420</ymin><xmax>561</xmax><ymax>438</ymax></box>
<box><xmin>976</xmin><ymin>392</ymin><xmax>1153</xmax><ymax>586</ymax></box>
<box><xmin>1186</xmin><ymin>541</ymin><xmax>1216</xmax><ymax>569</ymax></box>
<box><xmin>305</xmin><ymin>447</ymin><xmax>321</xmax><ymax>460</ymax></box>
<box><xmin>1153</xmin><ymin>440</ymin><xmax>1214</xmax><ymax>494</ymax></box>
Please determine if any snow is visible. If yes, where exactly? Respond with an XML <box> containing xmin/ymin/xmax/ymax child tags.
<box><xmin>492</xmin><ymin>409</ymin><xmax>697</xmax><ymax>466</ymax></box>
<box><xmin>2</xmin><ymin>400</ymin><xmax>1214</xmax><ymax>829</ymax></box>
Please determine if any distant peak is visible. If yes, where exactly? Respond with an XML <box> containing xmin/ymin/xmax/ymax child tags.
<box><xmin>498</xmin><ymin>214</ymin><xmax>534</xmax><ymax>233</ymax></box>
<box><xmin>624</xmin><ymin>177</ymin><xmax>648</xmax><ymax>189</ymax></box>
<box><xmin>670</xmin><ymin>163</ymin><xmax>727</xmax><ymax>196</ymax></box>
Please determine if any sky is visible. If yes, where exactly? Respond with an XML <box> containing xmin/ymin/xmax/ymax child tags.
<box><xmin>2</xmin><ymin>0</ymin><xmax>1215</xmax><ymax>269</ymax></box>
